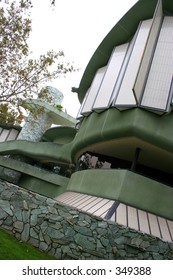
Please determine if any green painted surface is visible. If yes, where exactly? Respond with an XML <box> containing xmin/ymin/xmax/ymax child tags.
<box><xmin>42</xmin><ymin>126</ymin><xmax>76</xmax><ymax>144</ymax></box>
<box><xmin>19</xmin><ymin>175</ymin><xmax>67</xmax><ymax>198</ymax></box>
<box><xmin>67</xmin><ymin>169</ymin><xmax>173</xmax><ymax>220</ymax></box>
<box><xmin>0</xmin><ymin>155</ymin><xmax>69</xmax><ymax>197</ymax></box>
<box><xmin>1</xmin><ymin>108</ymin><xmax>173</xmax><ymax>171</ymax></box>
<box><xmin>30</xmin><ymin>99</ymin><xmax>77</xmax><ymax>126</ymax></box>
<box><xmin>77</xmin><ymin>0</ymin><xmax>173</xmax><ymax>103</ymax></box>
<box><xmin>0</xmin><ymin>140</ymin><xmax>73</xmax><ymax>165</ymax></box>
<box><xmin>0</xmin><ymin>0</ymin><xmax>173</xmax><ymax>221</ymax></box>
<box><xmin>71</xmin><ymin>108</ymin><xmax>173</xmax><ymax>158</ymax></box>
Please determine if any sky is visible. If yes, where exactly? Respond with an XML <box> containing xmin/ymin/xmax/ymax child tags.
<box><xmin>15</xmin><ymin>0</ymin><xmax>138</xmax><ymax>117</ymax></box>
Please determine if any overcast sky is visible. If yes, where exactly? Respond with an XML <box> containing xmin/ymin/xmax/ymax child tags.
<box><xmin>29</xmin><ymin>0</ymin><xmax>138</xmax><ymax>117</ymax></box>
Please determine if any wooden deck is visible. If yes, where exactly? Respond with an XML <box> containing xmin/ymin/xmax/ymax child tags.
<box><xmin>55</xmin><ymin>191</ymin><xmax>173</xmax><ymax>243</ymax></box>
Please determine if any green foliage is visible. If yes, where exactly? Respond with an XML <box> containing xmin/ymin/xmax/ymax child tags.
<box><xmin>55</xmin><ymin>104</ymin><xmax>63</xmax><ymax>111</ymax></box>
<box><xmin>25</xmin><ymin>0</ymin><xmax>56</xmax><ymax>7</ymax></box>
<box><xmin>0</xmin><ymin>228</ymin><xmax>55</xmax><ymax>260</ymax></box>
<box><xmin>0</xmin><ymin>0</ymin><xmax>75</xmax><ymax>125</ymax></box>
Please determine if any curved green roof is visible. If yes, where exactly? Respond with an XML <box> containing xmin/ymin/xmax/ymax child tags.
<box><xmin>77</xmin><ymin>0</ymin><xmax>173</xmax><ymax>103</ymax></box>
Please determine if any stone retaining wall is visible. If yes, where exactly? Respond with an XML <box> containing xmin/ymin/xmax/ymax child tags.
<box><xmin>0</xmin><ymin>179</ymin><xmax>173</xmax><ymax>260</ymax></box>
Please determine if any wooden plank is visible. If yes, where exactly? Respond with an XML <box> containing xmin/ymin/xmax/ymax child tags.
<box><xmin>167</xmin><ymin>220</ymin><xmax>173</xmax><ymax>241</ymax></box>
<box><xmin>92</xmin><ymin>199</ymin><xmax>111</xmax><ymax>215</ymax></box>
<box><xmin>116</xmin><ymin>203</ymin><xmax>127</xmax><ymax>226</ymax></box>
<box><xmin>69</xmin><ymin>194</ymin><xmax>90</xmax><ymax>206</ymax></box>
<box><xmin>55</xmin><ymin>192</ymin><xmax>81</xmax><ymax>203</ymax></box>
<box><xmin>82</xmin><ymin>197</ymin><xmax>104</xmax><ymax>212</ymax></box>
<box><xmin>73</xmin><ymin>195</ymin><xmax>96</xmax><ymax>208</ymax></box>
<box><xmin>148</xmin><ymin>213</ymin><xmax>161</xmax><ymax>238</ymax></box>
<box><xmin>138</xmin><ymin>209</ymin><xmax>150</xmax><ymax>234</ymax></box>
<box><xmin>96</xmin><ymin>200</ymin><xmax>115</xmax><ymax>217</ymax></box>
<box><xmin>110</xmin><ymin>212</ymin><xmax>116</xmax><ymax>222</ymax></box>
<box><xmin>127</xmin><ymin>206</ymin><xmax>139</xmax><ymax>231</ymax></box>
<box><xmin>77</xmin><ymin>196</ymin><xmax>100</xmax><ymax>211</ymax></box>
<box><xmin>55</xmin><ymin>191</ymin><xmax>78</xmax><ymax>201</ymax></box>
<box><xmin>158</xmin><ymin>217</ymin><xmax>172</xmax><ymax>242</ymax></box>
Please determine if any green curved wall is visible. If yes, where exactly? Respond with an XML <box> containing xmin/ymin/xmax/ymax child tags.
<box><xmin>67</xmin><ymin>169</ymin><xmax>173</xmax><ymax>220</ymax></box>
<box><xmin>71</xmin><ymin>108</ymin><xmax>173</xmax><ymax>161</ymax></box>
<box><xmin>42</xmin><ymin>126</ymin><xmax>76</xmax><ymax>144</ymax></box>
<box><xmin>0</xmin><ymin>140</ymin><xmax>73</xmax><ymax>165</ymax></box>
<box><xmin>0</xmin><ymin>0</ymin><xmax>173</xmax><ymax>222</ymax></box>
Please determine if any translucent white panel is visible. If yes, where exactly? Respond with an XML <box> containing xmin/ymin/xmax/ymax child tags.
<box><xmin>0</xmin><ymin>129</ymin><xmax>9</xmax><ymax>142</ymax></box>
<box><xmin>102</xmin><ymin>161</ymin><xmax>111</xmax><ymax>168</ymax></box>
<box><xmin>141</xmin><ymin>17</ymin><xmax>173</xmax><ymax>111</ymax></box>
<box><xmin>81</xmin><ymin>67</ymin><xmax>106</xmax><ymax>116</ymax></box>
<box><xmin>133</xmin><ymin>0</ymin><xmax>162</xmax><ymax>103</ymax></box>
<box><xmin>76</xmin><ymin>89</ymin><xmax>89</xmax><ymax>119</ymax></box>
<box><xmin>159</xmin><ymin>17</ymin><xmax>173</xmax><ymax>43</ymax></box>
<box><xmin>114</xmin><ymin>20</ymin><xmax>152</xmax><ymax>107</ymax></box>
<box><xmin>110</xmin><ymin>34</ymin><xmax>137</xmax><ymax>105</ymax></box>
<box><xmin>93</xmin><ymin>44</ymin><xmax>128</xmax><ymax>111</ymax></box>
<box><xmin>6</xmin><ymin>128</ymin><xmax>19</xmax><ymax>141</ymax></box>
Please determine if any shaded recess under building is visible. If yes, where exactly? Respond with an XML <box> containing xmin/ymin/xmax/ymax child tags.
<box><xmin>1</xmin><ymin>0</ymin><xmax>173</xmax><ymax>243</ymax></box>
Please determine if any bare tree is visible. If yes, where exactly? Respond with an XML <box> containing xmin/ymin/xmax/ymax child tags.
<box><xmin>0</xmin><ymin>0</ymin><xmax>75</xmax><ymax>125</ymax></box>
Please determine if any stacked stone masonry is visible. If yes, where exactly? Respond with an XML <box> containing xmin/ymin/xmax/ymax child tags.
<box><xmin>0</xmin><ymin>179</ymin><xmax>173</xmax><ymax>260</ymax></box>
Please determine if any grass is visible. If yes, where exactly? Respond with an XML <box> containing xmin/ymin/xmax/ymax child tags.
<box><xmin>0</xmin><ymin>228</ymin><xmax>55</xmax><ymax>260</ymax></box>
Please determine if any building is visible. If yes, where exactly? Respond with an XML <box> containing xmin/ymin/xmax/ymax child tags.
<box><xmin>0</xmin><ymin>0</ymin><xmax>173</xmax><ymax>242</ymax></box>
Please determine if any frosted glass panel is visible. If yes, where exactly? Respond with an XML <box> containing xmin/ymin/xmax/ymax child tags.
<box><xmin>93</xmin><ymin>44</ymin><xmax>128</xmax><ymax>111</ymax></box>
<box><xmin>81</xmin><ymin>67</ymin><xmax>106</xmax><ymax>116</ymax></box>
<box><xmin>141</xmin><ymin>17</ymin><xmax>173</xmax><ymax>111</ymax></box>
<box><xmin>133</xmin><ymin>0</ymin><xmax>162</xmax><ymax>103</ymax></box>
<box><xmin>114</xmin><ymin>20</ymin><xmax>152</xmax><ymax>107</ymax></box>
<box><xmin>110</xmin><ymin>33</ymin><xmax>137</xmax><ymax>105</ymax></box>
<box><xmin>0</xmin><ymin>129</ymin><xmax>9</xmax><ymax>142</ymax></box>
<box><xmin>76</xmin><ymin>89</ymin><xmax>89</xmax><ymax>119</ymax></box>
<box><xmin>6</xmin><ymin>129</ymin><xmax>19</xmax><ymax>141</ymax></box>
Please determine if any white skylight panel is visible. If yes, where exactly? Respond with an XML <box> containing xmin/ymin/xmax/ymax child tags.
<box><xmin>113</xmin><ymin>19</ymin><xmax>152</xmax><ymax>107</ymax></box>
<box><xmin>76</xmin><ymin>89</ymin><xmax>90</xmax><ymax>119</ymax></box>
<box><xmin>133</xmin><ymin>0</ymin><xmax>163</xmax><ymax>103</ymax></box>
<box><xmin>141</xmin><ymin>17</ymin><xmax>173</xmax><ymax>111</ymax></box>
<box><xmin>81</xmin><ymin>67</ymin><xmax>106</xmax><ymax>116</ymax></box>
<box><xmin>93</xmin><ymin>44</ymin><xmax>128</xmax><ymax>112</ymax></box>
